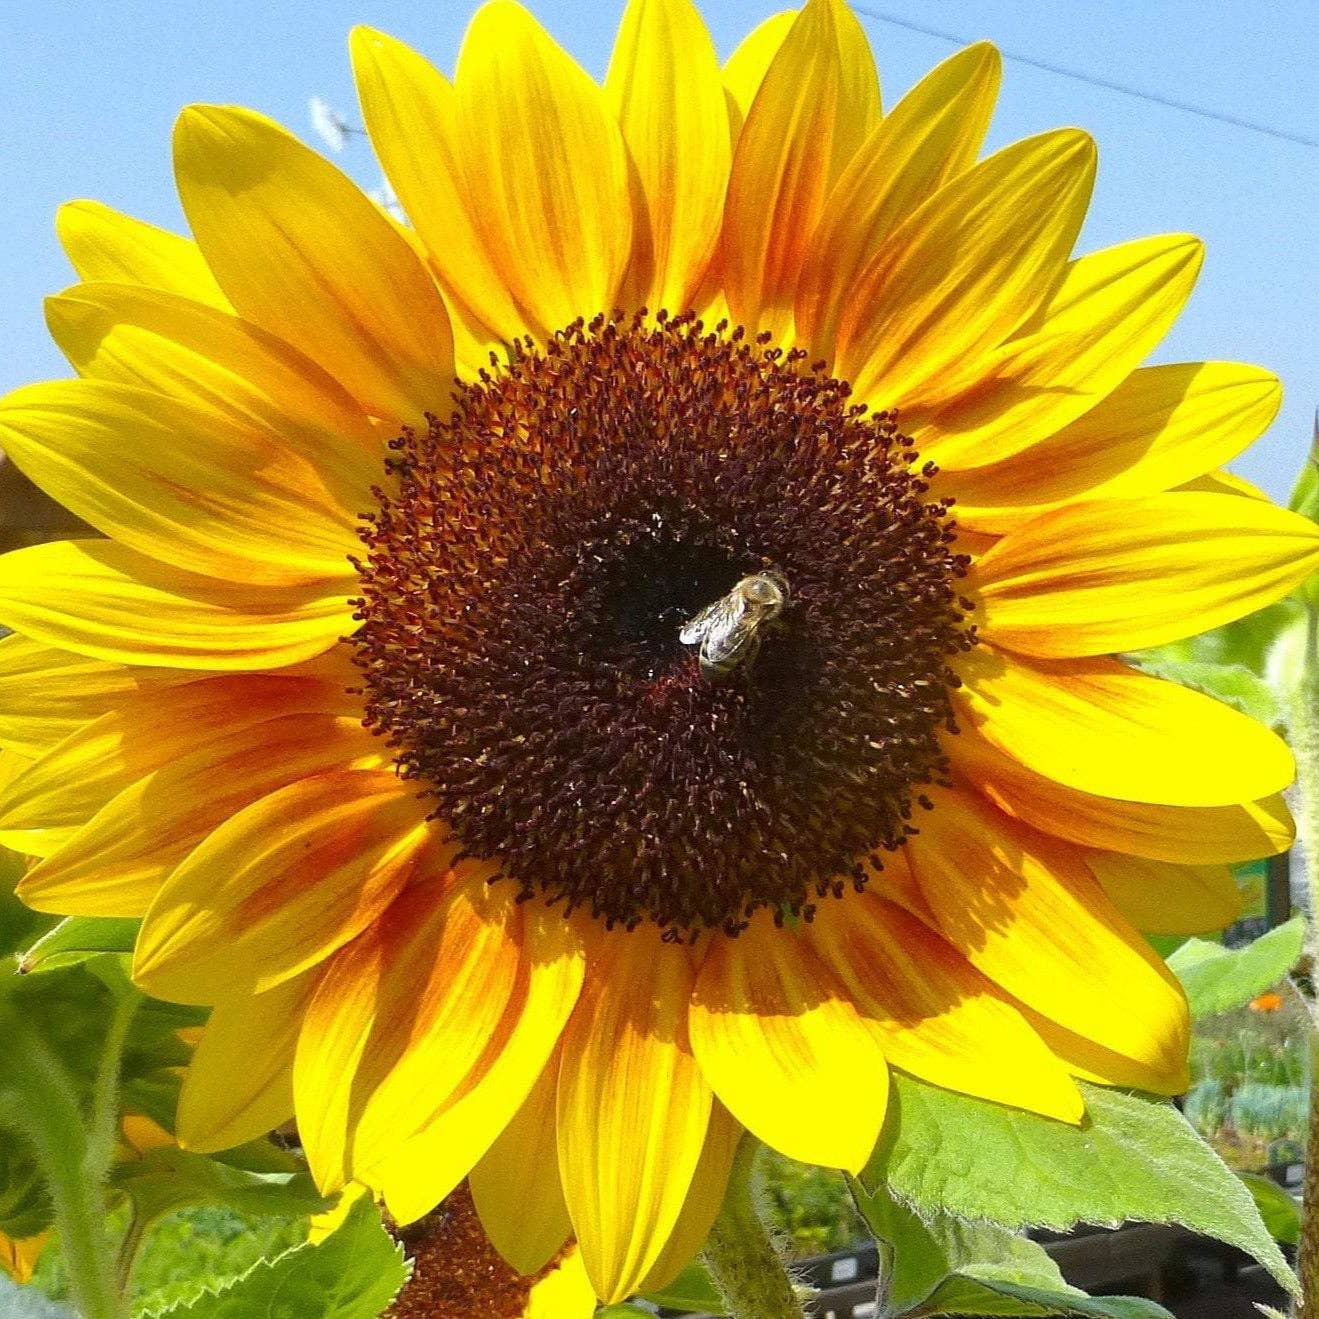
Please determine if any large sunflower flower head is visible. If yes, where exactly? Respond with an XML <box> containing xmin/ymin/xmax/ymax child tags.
<box><xmin>3</xmin><ymin>0</ymin><xmax>1316</xmax><ymax>1304</ymax></box>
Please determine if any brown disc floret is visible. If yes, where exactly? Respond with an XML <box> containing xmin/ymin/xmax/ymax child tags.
<box><xmin>352</xmin><ymin>312</ymin><xmax>974</xmax><ymax>936</ymax></box>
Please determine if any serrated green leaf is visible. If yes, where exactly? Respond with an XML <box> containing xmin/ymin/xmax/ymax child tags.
<box><xmin>851</xmin><ymin>1177</ymin><xmax>1067</xmax><ymax>1314</ymax></box>
<box><xmin>1167</xmin><ymin>917</ymin><xmax>1306</xmax><ymax>1018</ymax></box>
<box><xmin>112</xmin><ymin>1147</ymin><xmax>331</xmax><ymax>1226</ymax></box>
<box><xmin>912</xmin><ymin>1275</ymin><xmax>1172</xmax><ymax>1318</ymax></box>
<box><xmin>138</xmin><ymin>1194</ymin><xmax>406</xmax><ymax>1319</ymax></box>
<box><xmin>20</xmin><ymin>916</ymin><xmax>139</xmax><ymax>973</ymax></box>
<box><xmin>639</xmin><ymin>1257</ymin><xmax>725</xmax><ymax>1312</ymax></box>
<box><xmin>1125</xmin><ymin>656</ymin><xmax>1282</xmax><ymax>727</ymax></box>
<box><xmin>1238</xmin><ymin>1173</ymin><xmax>1300</xmax><ymax>1246</ymax></box>
<box><xmin>862</xmin><ymin>1076</ymin><xmax>1295</xmax><ymax>1296</ymax></box>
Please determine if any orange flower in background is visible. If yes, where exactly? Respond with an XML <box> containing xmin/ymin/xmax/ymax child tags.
<box><xmin>1249</xmin><ymin>992</ymin><xmax>1285</xmax><ymax>1012</ymax></box>
<box><xmin>0</xmin><ymin>0</ymin><xmax>1314</xmax><ymax>1304</ymax></box>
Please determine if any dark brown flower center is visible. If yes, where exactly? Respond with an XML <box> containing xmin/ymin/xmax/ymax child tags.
<box><xmin>352</xmin><ymin>313</ymin><xmax>974</xmax><ymax>936</ymax></box>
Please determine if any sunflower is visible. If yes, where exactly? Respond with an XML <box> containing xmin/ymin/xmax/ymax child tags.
<box><xmin>1</xmin><ymin>0</ymin><xmax>1315</xmax><ymax>1305</ymax></box>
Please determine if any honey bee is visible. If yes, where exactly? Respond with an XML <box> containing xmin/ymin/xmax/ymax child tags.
<box><xmin>679</xmin><ymin>571</ymin><xmax>789</xmax><ymax>682</ymax></box>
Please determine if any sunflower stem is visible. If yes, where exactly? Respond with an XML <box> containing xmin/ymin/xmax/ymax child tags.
<box><xmin>0</xmin><ymin>1007</ymin><xmax>124</xmax><ymax>1319</ymax></box>
<box><xmin>1291</xmin><ymin>603</ymin><xmax>1319</xmax><ymax>1319</ymax></box>
<box><xmin>701</xmin><ymin>1136</ymin><xmax>805</xmax><ymax>1319</ymax></box>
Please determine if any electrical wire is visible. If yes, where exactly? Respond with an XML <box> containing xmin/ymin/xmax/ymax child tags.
<box><xmin>852</xmin><ymin>4</ymin><xmax>1319</xmax><ymax>150</ymax></box>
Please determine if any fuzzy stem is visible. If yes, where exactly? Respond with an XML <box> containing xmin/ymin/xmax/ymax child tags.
<box><xmin>701</xmin><ymin>1137</ymin><xmax>805</xmax><ymax>1319</ymax></box>
<box><xmin>1291</xmin><ymin>604</ymin><xmax>1319</xmax><ymax>1319</ymax></box>
<box><xmin>0</xmin><ymin>1009</ymin><xmax>123</xmax><ymax>1319</ymax></box>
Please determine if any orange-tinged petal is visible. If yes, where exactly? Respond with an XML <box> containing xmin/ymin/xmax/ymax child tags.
<box><xmin>349</xmin><ymin>27</ymin><xmax>526</xmax><ymax>351</ymax></box>
<box><xmin>0</xmin><ymin>1230</ymin><xmax>51</xmax><ymax>1285</ymax></box>
<box><xmin>469</xmin><ymin>1048</ymin><xmax>571</xmax><ymax>1275</ymax></box>
<box><xmin>56</xmin><ymin>200</ymin><xmax>228</xmax><ymax>309</ymax></box>
<box><xmin>837</xmin><ymin>129</ymin><xmax>1094</xmax><ymax>410</ymax></box>
<box><xmin>19</xmin><ymin>714</ymin><xmax>382</xmax><ymax>918</ymax></box>
<box><xmin>174</xmin><ymin>105</ymin><xmax>454</xmax><ymax>426</ymax></box>
<box><xmin>955</xmin><ymin>646</ymin><xmax>1294</xmax><ymax>807</ymax></box>
<box><xmin>972</xmin><ymin>493</ymin><xmax>1319</xmax><ymax>657</ymax></box>
<box><xmin>722</xmin><ymin>11</ymin><xmax>795</xmax><ymax>130</ymax></box>
<box><xmin>722</xmin><ymin>0</ymin><xmax>880</xmax><ymax>340</ymax></box>
<box><xmin>133</xmin><ymin>768</ymin><xmax>436</xmax><ymax>1004</ymax></box>
<box><xmin>176</xmin><ymin>971</ymin><xmax>317</xmax><ymax>1152</ymax></box>
<box><xmin>797</xmin><ymin>41</ymin><xmax>1000</xmax><ymax>359</ymax></box>
<box><xmin>0</xmin><ymin>380</ymin><xmax>363</xmax><ymax>586</ymax></box>
<box><xmin>949</xmin><ymin>721</ymin><xmax>1294</xmax><ymax>864</ymax></box>
<box><xmin>453</xmin><ymin>1</ymin><xmax>632</xmax><ymax>338</ymax></box>
<box><xmin>1085</xmin><ymin>852</ymin><xmax>1243</xmax><ymax>936</ymax></box>
<box><xmin>942</xmin><ymin>362</ymin><xmax>1282</xmax><ymax>532</ymax></box>
<box><xmin>0</xmin><ymin>632</ymin><xmax>200</xmax><ymax>758</ymax></box>
<box><xmin>46</xmin><ymin>281</ymin><xmax>378</xmax><ymax>454</ymax></box>
<box><xmin>0</xmin><ymin>671</ymin><xmax>358</xmax><ymax>839</ymax></box>
<box><xmin>0</xmin><ymin>540</ymin><xmax>354</xmax><ymax>671</ymax></box>
<box><xmin>605</xmin><ymin>0</ymin><xmax>730</xmax><ymax>312</ymax></box>
<box><xmin>689</xmin><ymin>909</ymin><xmax>888</xmax><ymax>1173</ymax></box>
<box><xmin>349</xmin><ymin>899</ymin><xmax>585</xmax><ymax>1223</ymax></box>
<box><xmin>638</xmin><ymin>1100</ymin><xmax>742</xmax><ymax>1295</ymax></box>
<box><xmin>909</xmin><ymin>788</ymin><xmax>1190</xmax><ymax>1091</ymax></box>
<box><xmin>806</xmin><ymin>890</ymin><xmax>1083</xmax><ymax>1121</ymax></box>
<box><xmin>558</xmin><ymin>924</ymin><xmax>712</xmax><ymax>1304</ymax></box>
<box><xmin>915</xmin><ymin>234</ymin><xmax>1203</xmax><ymax>467</ymax></box>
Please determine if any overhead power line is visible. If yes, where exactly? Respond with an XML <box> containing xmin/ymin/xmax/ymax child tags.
<box><xmin>852</xmin><ymin>5</ymin><xmax>1319</xmax><ymax>150</ymax></box>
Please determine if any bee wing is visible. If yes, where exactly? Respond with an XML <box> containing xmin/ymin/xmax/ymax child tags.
<box><xmin>680</xmin><ymin>597</ymin><xmax>731</xmax><ymax>646</ymax></box>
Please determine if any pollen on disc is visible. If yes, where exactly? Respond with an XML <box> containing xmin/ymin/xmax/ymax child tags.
<box><xmin>352</xmin><ymin>312</ymin><xmax>975</xmax><ymax>936</ymax></box>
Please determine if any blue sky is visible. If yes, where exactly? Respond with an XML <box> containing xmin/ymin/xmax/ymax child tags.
<box><xmin>2</xmin><ymin>1</ymin><xmax>1315</xmax><ymax>500</ymax></box>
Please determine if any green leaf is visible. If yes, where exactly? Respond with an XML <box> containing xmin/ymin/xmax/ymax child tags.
<box><xmin>639</xmin><ymin>1258</ymin><xmax>726</xmax><ymax>1313</ymax></box>
<box><xmin>861</xmin><ymin>1076</ymin><xmax>1296</xmax><ymax>1296</ymax></box>
<box><xmin>1238</xmin><ymin>1172</ymin><xmax>1300</xmax><ymax>1246</ymax></box>
<box><xmin>851</xmin><ymin>1177</ymin><xmax>1067</xmax><ymax>1314</ymax></box>
<box><xmin>1167</xmin><ymin>916</ymin><xmax>1306</xmax><ymax>1018</ymax></box>
<box><xmin>112</xmin><ymin>1148</ymin><xmax>332</xmax><ymax>1226</ymax></box>
<box><xmin>912</xmin><ymin>1276</ymin><xmax>1172</xmax><ymax>1318</ymax></box>
<box><xmin>1289</xmin><ymin>415</ymin><xmax>1319</xmax><ymax>521</ymax></box>
<box><xmin>0</xmin><ymin>850</ymin><xmax>56</xmax><ymax>961</ymax></box>
<box><xmin>20</xmin><ymin>916</ymin><xmax>139</xmax><ymax>974</ymax></box>
<box><xmin>1124</xmin><ymin>656</ymin><xmax>1281</xmax><ymax>727</ymax></box>
<box><xmin>596</xmin><ymin>1308</ymin><xmax>654</xmax><ymax>1318</ymax></box>
<box><xmin>138</xmin><ymin>1193</ymin><xmax>407</xmax><ymax>1319</ymax></box>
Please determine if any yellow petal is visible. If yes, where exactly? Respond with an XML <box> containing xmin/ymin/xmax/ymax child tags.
<box><xmin>173</xmin><ymin>105</ymin><xmax>454</xmax><ymax>425</ymax></box>
<box><xmin>355</xmin><ymin>900</ymin><xmax>585</xmax><ymax>1223</ymax></box>
<box><xmin>0</xmin><ymin>1229</ymin><xmax>51</xmax><ymax>1284</ymax></box>
<box><xmin>915</xmin><ymin>234</ymin><xmax>1203</xmax><ymax>467</ymax></box>
<box><xmin>133</xmin><ymin>768</ymin><xmax>435</xmax><ymax>1004</ymax></box>
<box><xmin>56</xmin><ymin>200</ymin><xmax>228</xmax><ymax>309</ymax></box>
<box><xmin>469</xmin><ymin>1047</ymin><xmax>572</xmax><ymax>1275</ymax></box>
<box><xmin>722</xmin><ymin>0</ymin><xmax>880</xmax><ymax>340</ymax></box>
<box><xmin>557</xmin><ymin>924</ymin><xmax>712</xmax><ymax>1304</ymax></box>
<box><xmin>950</xmin><ymin>721</ymin><xmax>1294</xmax><ymax>864</ymax></box>
<box><xmin>453</xmin><ymin>0</ymin><xmax>632</xmax><ymax>337</ymax></box>
<box><xmin>19</xmin><ymin>714</ymin><xmax>382</xmax><ymax>919</ymax></box>
<box><xmin>0</xmin><ymin>539</ymin><xmax>354</xmax><ymax>671</ymax></box>
<box><xmin>349</xmin><ymin>27</ymin><xmax>527</xmax><ymax>350</ymax></box>
<box><xmin>943</xmin><ymin>362</ymin><xmax>1283</xmax><ymax>532</ymax></box>
<box><xmin>909</xmin><ymin>788</ymin><xmax>1190</xmax><ymax>1092</ymax></box>
<box><xmin>1183</xmin><ymin>468</ymin><xmax>1270</xmax><ymax>499</ymax></box>
<box><xmin>1085</xmin><ymin>852</ymin><xmax>1243</xmax><ymax>936</ymax></box>
<box><xmin>605</xmin><ymin>0</ymin><xmax>731</xmax><ymax>312</ymax></box>
<box><xmin>525</xmin><ymin>1244</ymin><xmax>598</xmax><ymax>1319</ymax></box>
<box><xmin>972</xmin><ymin>493</ymin><xmax>1319</xmax><ymax>657</ymax></box>
<box><xmin>806</xmin><ymin>890</ymin><xmax>1082</xmax><ymax>1121</ymax></box>
<box><xmin>0</xmin><ymin>633</ymin><xmax>199</xmax><ymax>758</ymax></box>
<box><xmin>0</xmin><ymin>380</ymin><xmax>364</xmax><ymax>586</ymax></box>
<box><xmin>638</xmin><ymin>1100</ymin><xmax>742</xmax><ymax>1295</ymax></box>
<box><xmin>46</xmin><ymin>281</ymin><xmax>378</xmax><ymax>453</ymax></box>
<box><xmin>955</xmin><ymin>646</ymin><xmax>1294</xmax><ymax>807</ymax></box>
<box><xmin>1020</xmin><ymin>1008</ymin><xmax>1184</xmax><ymax>1093</ymax></box>
<box><xmin>0</xmin><ymin>670</ymin><xmax>358</xmax><ymax>838</ymax></box>
<box><xmin>689</xmin><ymin>909</ymin><xmax>888</xmax><ymax>1173</ymax></box>
<box><xmin>176</xmin><ymin>972</ymin><xmax>316</xmax><ymax>1152</ymax></box>
<box><xmin>797</xmin><ymin>41</ymin><xmax>1000</xmax><ymax>358</ymax></box>
<box><xmin>722</xmin><ymin>11</ymin><xmax>795</xmax><ymax>130</ymax></box>
<box><xmin>837</xmin><ymin>129</ymin><xmax>1094</xmax><ymax>410</ymax></box>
